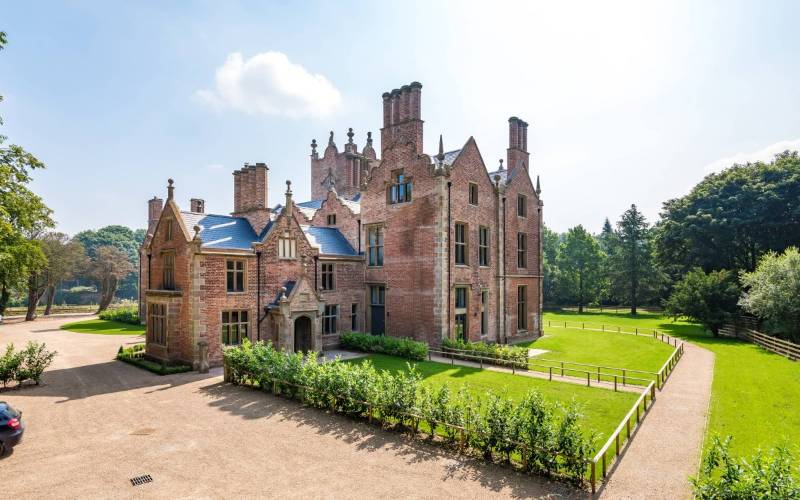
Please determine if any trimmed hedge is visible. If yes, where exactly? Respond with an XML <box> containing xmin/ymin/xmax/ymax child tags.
<box><xmin>99</xmin><ymin>306</ymin><xmax>141</xmax><ymax>325</ymax></box>
<box><xmin>116</xmin><ymin>344</ymin><xmax>192</xmax><ymax>375</ymax></box>
<box><xmin>340</xmin><ymin>331</ymin><xmax>428</xmax><ymax>361</ymax></box>
<box><xmin>224</xmin><ymin>340</ymin><xmax>594</xmax><ymax>485</ymax></box>
<box><xmin>442</xmin><ymin>338</ymin><xmax>528</xmax><ymax>366</ymax></box>
<box><xmin>0</xmin><ymin>341</ymin><xmax>57</xmax><ymax>388</ymax></box>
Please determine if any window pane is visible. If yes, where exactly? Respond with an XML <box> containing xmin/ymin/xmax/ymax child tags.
<box><xmin>241</xmin><ymin>311</ymin><xmax>248</xmax><ymax>322</ymax></box>
<box><xmin>231</xmin><ymin>311</ymin><xmax>238</xmax><ymax>323</ymax></box>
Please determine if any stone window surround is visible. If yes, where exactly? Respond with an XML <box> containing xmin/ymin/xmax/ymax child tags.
<box><xmin>517</xmin><ymin>285</ymin><xmax>528</xmax><ymax>331</ymax></box>
<box><xmin>321</xmin><ymin>262</ymin><xmax>335</xmax><ymax>291</ymax></box>
<box><xmin>147</xmin><ymin>300</ymin><xmax>168</xmax><ymax>346</ymax></box>
<box><xmin>322</xmin><ymin>304</ymin><xmax>338</xmax><ymax>334</ymax></box>
<box><xmin>454</xmin><ymin>222</ymin><xmax>468</xmax><ymax>266</ymax></box>
<box><xmin>366</xmin><ymin>224</ymin><xmax>384</xmax><ymax>267</ymax></box>
<box><xmin>468</xmin><ymin>182</ymin><xmax>479</xmax><ymax>206</ymax></box>
<box><xmin>226</xmin><ymin>258</ymin><xmax>247</xmax><ymax>294</ymax></box>
<box><xmin>478</xmin><ymin>225</ymin><xmax>489</xmax><ymax>267</ymax></box>
<box><xmin>162</xmin><ymin>250</ymin><xmax>176</xmax><ymax>290</ymax></box>
<box><xmin>221</xmin><ymin>309</ymin><xmax>251</xmax><ymax>346</ymax></box>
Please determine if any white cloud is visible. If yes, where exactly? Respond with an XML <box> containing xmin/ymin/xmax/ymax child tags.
<box><xmin>704</xmin><ymin>138</ymin><xmax>800</xmax><ymax>172</ymax></box>
<box><xmin>195</xmin><ymin>52</ymin><xmax>342</xmax><ymax>118</ymax></box>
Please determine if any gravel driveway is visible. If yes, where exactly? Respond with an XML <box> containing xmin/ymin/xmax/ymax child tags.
<box><xmin>0</xmin><ymin>317</ymin><xmax>581</xmax><ymax>499</ymax></box>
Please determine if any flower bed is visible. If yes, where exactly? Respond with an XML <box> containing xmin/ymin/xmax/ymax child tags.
<box><xmin>224</xmin><ymin>340</ymin><xmax>594</xmax><ymax>485</ymax></box>
<box><xmin>441</xmin><ymin>338</ymin><xmax>528</xmax><ymax>367</ymax></box>
<box><xmin>339</xmin><ymin>331</ymin><xmax>428</xmax><ymax>361</ymax></box>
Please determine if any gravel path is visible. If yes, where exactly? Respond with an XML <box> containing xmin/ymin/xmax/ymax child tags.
<box><xmin>598</xmin><ymin>342</ymin><xmax>715</xmax><ymax>499</ymax></box>
<box><xmin>1</xmin><ymin>317</ymin><xmax>581</xmax><ymax>499</ymax></box>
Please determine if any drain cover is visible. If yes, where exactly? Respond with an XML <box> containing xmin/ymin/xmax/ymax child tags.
<box><xmin>130</xmin><ymin>474</ymin><xmax>153</xmax><ymax>486</ymax></box>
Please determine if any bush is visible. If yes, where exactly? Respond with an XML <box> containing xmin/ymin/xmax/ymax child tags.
<box><xmin>441</xmin><ymin>338</ymin><xmax>528</xmax><ymax>367</ymax></box>
<box><xmin>224</xmin><ymin>340</ymin><xmax>594</xmax><ymax>485</ymax></box>
<box><xmin>339</xmin><ymin>332</ymin><xmax>428</xmax><ymax>361</ymax></box>
<box><xmin>0</xmin><ymin>341</ymin><xmax>57</xmax><ymax>388</ymax></box>
<box><xmin>116</xmin><ymin>344</ymin><xmax>191</xmax><ymax>375</ymax></box>
<box><xmin>99</xmin><ymin>306</ymin><xmax>141</xmax><ymax>325</ymax></box>
<box><xmin>691</xmin><ymin>436</ymin><xmax>800</xmax><ymax>499</ymax></box>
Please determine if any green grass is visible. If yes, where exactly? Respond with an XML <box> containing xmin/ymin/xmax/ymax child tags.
<box><xmin>517</xmin><ymin>325</ymin><xmax>674</xmax><ymax>380</ymax></box>
<box><xmin>60</xmin><ymin>319</ymin><xmax>145</xmax><ymax>335</ymax></box>
<box><xmin>348</xmin><ymin>353</ymin><xmax>639</xmax><ymax>454</ymax></box>
<box><xmin>544</xmin><ymin>310</ymin><xmax>800</xmax><ymax>459</ymax></box>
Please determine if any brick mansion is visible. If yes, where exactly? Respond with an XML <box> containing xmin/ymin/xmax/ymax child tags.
<box><xmin>140</xmin><ymin>82</ymin><xmax>543</xmax><ymax>368</ymax></box>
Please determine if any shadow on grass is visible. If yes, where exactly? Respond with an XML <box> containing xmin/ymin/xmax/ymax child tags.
<box><xmin>199</xmin><ymin>381</ymin><xmax>585</xmax><ymax>499</ymax></box>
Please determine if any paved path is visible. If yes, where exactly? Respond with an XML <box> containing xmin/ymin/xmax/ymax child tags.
<box><xmin>0</xmin><ymin>317</ymin><xmax>580</xmax><ymax>499</ymax></box>
<box><xmin>429</xmin><ymin>354</ymin><xmax>644</xmax><ymax>394</ymax></box>
<box><xmin>598</xmin><ymin>342</ymin><xmax>715</xmax><ymax>500</ymax></box>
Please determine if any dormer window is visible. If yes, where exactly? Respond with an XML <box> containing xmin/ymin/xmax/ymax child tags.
<box><xmin>327</xmin><ymin>214</ymin><xmax>337</xmax><ymax>225</ymax></box>
<box><xmin>389</xmin><ymin>170</ymin><xmax>412</xmax><ymax>204</ymax></box>
<box><xmin>278</xmin><ymin>233</ymin><xmax>296</xmax><ymax>259</ymax></box>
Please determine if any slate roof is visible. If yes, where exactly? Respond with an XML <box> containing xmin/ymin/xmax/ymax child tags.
<box><xmin>181</xmin><ymin>212</ymin><xmax>257</xmax><ymax>250</ymax></box>
<box><xmin>301</xmin><ymin>225</ymin><xmax>358</xmax><ymax>256</ymax></box>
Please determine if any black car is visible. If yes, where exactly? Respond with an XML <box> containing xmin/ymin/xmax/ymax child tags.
<box><xmin>0</xmin><ymin>401</ymin><xmax>25</xmax><ymax>455</ymax></box>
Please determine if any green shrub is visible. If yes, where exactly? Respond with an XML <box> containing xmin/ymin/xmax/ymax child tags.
<box><xmin>116</xmin><ymin>344</ymin><xmax>191</xmax><ymax>375</ymax></box>
<box><xmin>339</xmin><ymin>331</ymin><xmax>428</xmax><ymax>361</ymax></box>
<box><xmin>224</xmin><ymin>339</ymin><xmax>594</xmax><ymax>485</ymax></box>
<box><xmin>0</xmin><ymin>341</ymin><xmax>57</xmax><ymax>387</ymax></box>
<box><xmin>441</xmin><ymin>338</ymin><xmax>528</xmax><ymax>367</ymax></box>
<box><xmin>691</xmin><ymin>436</ymin><xmax>800</xmax><ymax>499</ymax></box>
<box><xmin>99</xmin><ymin>306</ymin><xmax>141</xmax><ymax>325</ymax></box>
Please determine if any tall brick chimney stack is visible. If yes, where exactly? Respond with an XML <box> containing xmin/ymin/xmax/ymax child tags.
<box><xmin>232</xmin><ymin>162</ymin><xmax>270</xmax><ymax>234</ymax></box>
<box><xmin>381</xmin><ymin>81</ymin><xmax>423</xmax><ymax>155</ymax></box>
<box><xmin>147</xmin><ymin>197</ymin><xmax>163</xmax><ymax>233</ymax></box>
<box><xmin>506</xmin><ymin>117</ymin><xmax>530</xmax><ymax>175</ymax></box>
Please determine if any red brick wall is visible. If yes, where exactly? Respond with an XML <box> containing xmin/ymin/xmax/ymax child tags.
<box><xmin>316</xmin><ymin>258</ymin><xmax>366</xmax><ymax>335</ymax></box>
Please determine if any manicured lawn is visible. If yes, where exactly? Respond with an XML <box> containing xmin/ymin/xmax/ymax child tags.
<box><xmin>516</xmin><ymin>326</ymin><xmax>674</xmax><ymax>379</ymax></box>
<box><xmin>544</xmin><ymin>310</ymin><xmax>800</xmax><ymax>459</ymax></box>
<box><xmin>60</xmin><ymin>319</ymin><xmax>145</xmax><ymax>335</ymax></box>
<box><xmin>348</xmin><ymin>353</ymin><xmax>639</xmax><ymax>453</ymax></box>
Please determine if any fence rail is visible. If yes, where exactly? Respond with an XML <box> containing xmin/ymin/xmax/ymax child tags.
<box><xmin>720</xmin><ymin>325</ymin><xmax>799</xmax><ymax>361</ymax></box>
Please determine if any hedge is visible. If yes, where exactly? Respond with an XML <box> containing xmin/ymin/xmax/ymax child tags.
<box><xmin>339</xmin><ymin>332</ymin><xmax>428</xmax><ymax>361</ymax></box>
<box><xmin>99</xmin><ymin>306</ymin><xmax>141</xmax><ymax>325</ymax></box>
<box><xmin>0</xmin><ymin>341</ymin><xmax>57</xmax><ymax>388</ymax></box>
<box><xmin>224</xmin><ymin>340</ymin><xmax>594</xmax><ymax>485</ymax></box>
<box><xmin>116</xmin><ymin>344</ymin><xmax>192</xmax><ymax>375</ymax></box>
<box><xmin>441</xmin><ymin>338</ymin><xmax>528</xmax><ymax>366</ymax></box>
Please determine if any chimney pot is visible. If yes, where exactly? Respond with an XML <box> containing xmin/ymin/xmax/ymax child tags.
<box><xmin>190</xmin><ymin>198</ymin><xmax>205</xmax><ymax>213</ymax></box>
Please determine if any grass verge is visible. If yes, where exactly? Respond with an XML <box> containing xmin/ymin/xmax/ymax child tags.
<box><xmin>60</xmin><ymin>319</ymin><xmax>145</xmax><ymax>335</ymax></box>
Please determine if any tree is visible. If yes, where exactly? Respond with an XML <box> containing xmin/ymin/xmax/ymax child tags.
<box><xmin>556</xmin><ymin>225</ymin><xmax>604</xmax><ymax>312</ymax></box>
<box><xmin>655</xmin><ymin>152</ymin><xmax>800</xmax><ymax>278</ymax></box>
<box><xmin>608</xmin><ymin>204</ymin><xmax>664</xmax><ymax>315</ymax></box>
<box><xmin>0</xmin><ymin>32</ymin><xmax>54</xmax><ymax>315</ymax></box>
<box><xmin>739</xmin><ymin>247</ymin><xmax>800</xmax><ymax>342</ymax></box>
<box><xmin>36</xmin><ymin>233</ymin><xmax>88</xmax><ymax>316</ymax></box>
<box><xmin>664</xmin><ymin>268</ymin><xmax>740</xmax><ymax>336</ymax></box>
<box><xmin>87</xmin><ymin>246</ymin><xmax>135</xmax><ymax>312</ymax></box>
<box><xmin>541</xmin><ymin>226</ymin><xmax>562</xmax><ymax>305</ymax></box>
<box><xmin>74</xmin><ymin>225</ymin><xmax>144</xmax><ymax>300</ymax></box>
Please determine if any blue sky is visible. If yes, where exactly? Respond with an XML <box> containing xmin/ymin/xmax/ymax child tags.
<box><xmin>2</xmin><ymin>1</ymin><xmax>799</xmax><ymax>235</ymax></box>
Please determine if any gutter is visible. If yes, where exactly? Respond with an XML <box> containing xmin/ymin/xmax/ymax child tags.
<box><xmin>502</xmin><ymin>196</ymin><xmax>507</xmax><ymax>344</ymax></box>
<box><xmin>447</xmin><ymin>180</ymin><xmax>452</xmax><ymax>341</ymax></box>
<box><xmin>256</xmin><ymin>250</ymin><xmax>263</xmax><ymax>340</ymax></box>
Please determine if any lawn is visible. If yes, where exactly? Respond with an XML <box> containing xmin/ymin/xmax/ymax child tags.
<box><xmin>544</xmin><ymin>310</ymin><xmax>800</xmax><ymax>459</ymax></box>
<box><xmin>60</xmin><ymin>319</ymin><xmax>145</xmax><ymax>335</ymax></box>
<box><xmin>348</xmin><ymin>353</ymin><xmax>639</xmax><ymax>455</ymax></box>
<box><xmin>516</xmin><ymin>325</ymin><xmax>675</xmax><ymax>380</ymax></box>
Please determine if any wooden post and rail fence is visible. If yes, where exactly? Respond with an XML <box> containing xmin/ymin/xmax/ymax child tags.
<box><xmin>719</xmin><ymin>322</ymin><xmax>799</xmax><ymax>361</ymax></box>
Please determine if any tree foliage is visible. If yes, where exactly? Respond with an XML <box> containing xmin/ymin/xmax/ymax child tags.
<box><xmin>541</xmin><ymin>226</ymin><xmax>562</xmax><ymax>305</ymax></box>
<box><xmin>655</xmin><ymin>152</ymin><xmax>800</xmax><ymax>278</ymax></box>
<box><xmin>87</xmin><ymin>246</ymin><xmax>135</xmax><ymax>312</ymax></box>
<box><xmin>556</xmin><ymin>225</ymin><xmax>604</xmax><ymax>312</ymax></box>
<box><xmin>74</xmin><ymin>225</ymin><xmax>144</xmax><ymax>300</ymax></box>
<box><xmin>664</xmin><ymin>268</ymin><xmax>740</xmax><ymax>335</ymax></box>
<box><xmin>739</xmin><ymin>247</ymin><xmax>800</xmax><ymax>342</ymax></box>
<box><xmin>607</xmin><ymin>204</ymin><xmax>664</xmax><ymax>314</ymax></box>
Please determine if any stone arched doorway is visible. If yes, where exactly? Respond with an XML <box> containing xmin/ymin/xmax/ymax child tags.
<box><xmin>294</xmin><ymin>316</ymin><xmax>313</xmax><ymax>353</ymax></box>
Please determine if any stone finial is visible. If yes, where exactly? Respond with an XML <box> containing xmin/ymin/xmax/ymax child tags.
<box><xmin>311</xmin><ymin>139</ymin><xmax>317</xmax><ymax>155</ymax></box>
<box><xmin>536</xmin><ymin>175</ymin><xmax>541</xmax><ymax>194</ymax></box>
<box><xmin>280</xmin><ymin>286</ymin><xmax>288</xmax><ymax>300</ymax></box>
<box><xmin>167</xmin><ymin>178</ymin><xmax>174</xmax><ymax>199</ymax></box>
<box><xmin>436</xmin><ymin>134</ymin><xmax>445</xmax><ymax>163</ymax></box>
<box><xmin>328</xmin><ymin>130</ymin><xmax>335</xmax><ymax>147</ymax></box>
<box><xmin>193</xmin><ymin>225</ymin><xmax>201</xmax><ymax>239</ymax></box>
<box><xmin>347</xmin><ymin>127</ymin><xmax>354</xmax><ymax>144</ymax></box>
<box><xmin>494</xmin><ymin>174</ymin><xmax>501</xmax><ymax>185</ymax></box>
<box><xmin>326</xmin><ymin>169</ymin><xmax>337</xmax><ymax>193</ymax></box>
<box><xmin>285</xmin><ymin>179</ymin><xmax>292</xmax><ymax>194</ymax></box>
<box><xmin>498</xmin><ymin>159</ymin><xmax>504</xmax><ymax>171</ymax></box>
<box><xmin>366</xmin><ymin>131</ymin><xmax>373</xmax><ymax>146</ymax></box>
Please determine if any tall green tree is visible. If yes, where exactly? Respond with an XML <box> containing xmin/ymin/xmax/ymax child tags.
<box><xmin>556</xmin><ymin>225</ymin><xmax>604</xmax><ymax>312</ymax></box>
<box><xmin>739</xmin><ymin>247</ymin><xmax>800</xmax><ymax>342</ymax></box>
<box><xmin>541</xmin><ymin>225</ymin><xmax>562</xmax><ymax>305</ymax></box>
<box><xmin>608</xmin><ymin>204</ymin><xmax>663</xmax><ymax>315</ymax></box>
<box><xmin>74</xmin><ymin>225</ymin><xmax>144</xmax><ymax>300</ymax></box>
<box><xmin>0</xmin><ymin>31</ymin><xmax>54</xmax><ymax>315</ymax></box>
<box><xmin>664</xmin><ymin>268</ymin><xmax>740</xmax><ymax>336</ymax></box>
<box><xmin>655</xmin><ymin>152</ymin><xmax>800</xmax><ymax>278</ymax></box>
<box><xmin>35</xmin><ymin>233</ymin><xmax>88</xmax><ymax>316</ymax></box>
<box><xmin>87</xmin><ymin>246</ymin><xmax>135</xmax><ymax>312</ymax></box>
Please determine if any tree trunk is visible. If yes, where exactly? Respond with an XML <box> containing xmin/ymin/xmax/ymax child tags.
<box><xmin>97</xmin><ymin>276</ymin><xmax>117</xmax><ymax>312</ymax></box>
<box><xmin>0</xmin><ymin>285</ymin><xmax>9</xmax><ymax>316</ymax></box>
<box><xmin>44</xmin><ymin>285</ymin><xmax>56</xmax><ymax>315</ymax></box>
<box><xmin>25</xmin><ymin>274</ymin><xmax>40</xmax><ymax>321</ymax></box>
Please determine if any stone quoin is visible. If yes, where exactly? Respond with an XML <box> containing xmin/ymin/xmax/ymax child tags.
<box><xmin>139</xmin><ymin>82</ymin><xmax>544</xmax><ymax>368</ymax></box>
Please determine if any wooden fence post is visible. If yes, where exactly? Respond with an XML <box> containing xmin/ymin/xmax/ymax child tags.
<box><xmin>549</xmin><ymin>367</ymin><xmax>552</xmax><ymax>381</ymax></box>
<box><xmin>614</xmin><ymin>376</ymin><xmax>618</xmax><ymax>392</ymax></box>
